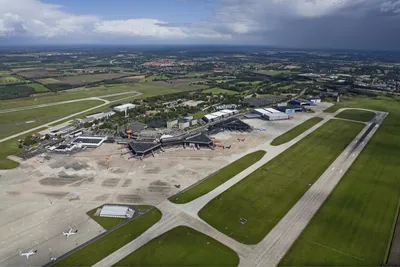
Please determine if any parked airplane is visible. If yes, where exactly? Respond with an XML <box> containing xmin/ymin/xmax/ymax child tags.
<box><xmin>63</xmin><ymin>228</ymin><xmax>78</xmax><ymax>239</ymax></box>
<box><xmin>20</xmin><ymin>249</ymin><xmax>37</xmax><ymax>259</ymax></box>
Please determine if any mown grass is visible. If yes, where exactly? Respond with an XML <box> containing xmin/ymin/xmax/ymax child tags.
<box><xmin>203</xmin><ymin>88</ymin><xmax>239</xmax><ymax>95</ymax></box>
<box><xmin>0</xmin><ymin>100</ymin><xmax>102</xmax><ymax>139</ymax></box>
<box><xmin>271</xmin><ymin>117</ymin><xmax>323</xmax><ymax>146</ymax></box>
<box><xmin>54</xmin><ymin>208</ymin><xmax>162</xmax><ymax>266</ymax></box>
<box><xmin>86</xmin><ymin>207</ymin><xmax>127</xmax><ymax>230</ymax></box>
<box><xmin>113</xmin><ymin>226</ymin><xmax>239</xmax><ymax>267</ymax></box>
<box><xmin>335</xmin><ymin>109</ymin><xmax>375</xmax><ymax>122</ymax></box>
<box><xmin>171</xmin><ymin>150</ymin><xmax>266</xmax><ymax>204</ymax></box>
<box><xmin>280</xmin><ymin>96</ymin><xmax>400</xmax><ymax>266</ymax></box>
<box><xmin>199</xmin><ymin>120</ymin><xmax>364</xmax><ymax>244</ymax></box>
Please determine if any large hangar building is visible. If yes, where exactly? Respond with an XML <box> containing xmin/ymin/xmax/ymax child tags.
<box><xmin>253</xmin><ymin>108</ymin><xmax>289</xmax><ymax>121</ymax></box>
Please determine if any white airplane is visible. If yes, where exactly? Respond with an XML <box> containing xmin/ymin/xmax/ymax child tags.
<box><xmin>20</xmin><ymin>249</ymin><xmax>37</xmax><ymax>259</ymax></box>
<box><xmin>62</xmin><ymin>228</ymin><xmax>78</xmax><ymax>239</ymax></box>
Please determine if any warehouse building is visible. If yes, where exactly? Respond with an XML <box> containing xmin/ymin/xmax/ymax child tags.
<box><xmin>113</xmin><ymin>103</ymin><xmax>136</xmax><ymax>112</ymax></box>
<box><xmin>72</xmin><ymin>136</ymin><xmax>107</xmax><ymax>147</ymax></box>
<box><xmin>128</xmin><ymin>141</ymin><xmax>161</xmax><ymax>157</ymax></box>
<box><xmin>99</xmin><ymin>205</ymin><xmax>134</xmax><ymax>218</ymax></box>
<box><xmin>276</xmin><ymin>105</ymin><xmax>305</xmax><ymax>114</ymax></box>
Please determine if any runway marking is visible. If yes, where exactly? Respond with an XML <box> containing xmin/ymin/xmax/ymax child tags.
<box><xmin>340</xmin><ymin>169</ymin><xmax>343</xmax><ymax>174</ymax></box>
<box><xmin>352</xmin><ymin>154</ymin><xmax>355</xmax><ymax>157</ymax></box>
<box><xmin>345</xmin><ymin>152</ymin><xmax>348</xmax><ymax>155</ymax></box>
<box><xmin>331</xmin><ymin>167</ymin><xmax>335</xmax><ymax>171</ymax></box>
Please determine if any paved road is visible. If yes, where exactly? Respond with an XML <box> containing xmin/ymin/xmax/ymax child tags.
<box><xmin>0</xmin><ymin>91</ymin><xmax>141</xmax><ymax>114</ymax></box>
<box><xmin>49</xmin><ymin>108</ymin><xmax>386</xmax><ymax>267</ymax></box>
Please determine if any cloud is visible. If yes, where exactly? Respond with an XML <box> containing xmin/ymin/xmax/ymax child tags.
<box><xmin>381</xmin><ymin>1</ymin><xmax>400</xmax><ymax>13</ymax></box>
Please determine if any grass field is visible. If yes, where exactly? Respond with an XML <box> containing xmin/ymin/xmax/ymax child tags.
<box><xmin>54</xmin><ymin>208</ymin><xmax>162</xmax><ymax>266</ymax></box>
<box><xmin>192</xmin><ymin>110</ymin><xmax>208</xmax><ymax>119</ymax></box>
<box><xmin>140</xmin><ymin>74</ymin><xmax>170</xmax><ymax>82</ymax></box>
<box><xmin>27</xmin><ymin>83</ymin><xmax>49</xmax><ymax>92</ymax></box>
<box><xmin>271</xmin><ymin>117</ymin><xmax>324</xmax><ymax>146</ymax></box>
<box><xmin>335</xmin><ymin>109</ymin><xmax>375</xmax><ymax>122</ymax></box>
<box><xmin>280</xmin><ymin>96</ymin><xmax>400</xmax><ymax>266</ymax></box>
<box><xmin>113</xmin><ymin>226</ymin><xmax>239</xmax><ymax>267</ymax></box>
<box><xmin>0</xmin><ymin>76</ymin><xmax>26</xmax><ymax>85</ymax></box>
<box><xmin>171</xmin><ymin>150</ymin><xmax>266</xmax><ymax>204</ymax></box>
<box><xmin>0</xmin><ymin>100</ymin><xmax>102</xmax><ymax>139</ymax></box>
<box><xmin>86</xmin><ymin>207</ymin><xmax>126</xmax><ymax>230</ymax></box>
<box><xmin>39</xmin><ymin>77</ymin><xmax>60</xmax><ymax>84</ymax></box>
<box><xmin>254</xmin><ymin>70</ymin><xmax>292</xmax><ymax>76</ymax></box>
<box><xmin>203</xmin><ymin>88</ymin><xmax>239</xmax><ymax>95</ymax></box>
<box><xmin>199</xmin><ymin>120</ymin><xmax>364</xmax><ymax>244</ymax></box>
<box><xmin>0</xmin><ymin>82</ymin><xmax>200</xmax><ymax>110</ymax></box>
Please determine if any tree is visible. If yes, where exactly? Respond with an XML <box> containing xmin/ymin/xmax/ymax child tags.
<box><xmin>45</xmin><ymin>134</ymin><xmax>50</xmax><ymax>140</ymax></box>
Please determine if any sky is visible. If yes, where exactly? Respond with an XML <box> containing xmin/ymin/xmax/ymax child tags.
<box><xmin>0</xmin><ymin>0</ymin><xmax>400</xmax><ymax>50</ymax></box>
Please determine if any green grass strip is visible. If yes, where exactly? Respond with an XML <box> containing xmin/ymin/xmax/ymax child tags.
<box><xmin>170</xmin><ymin>150</ymin><xmax>266</xmax><ymax>204</ymax></box>
<box><xmin>54</xmin><ymin>208</ymin><xmax>162</xmax><ymax>266</ymax></box>
<box><xmin>113</xmin><ymin>226</ymin><xmax>239</xmax><ymax>267</ymax></box>
<box><xmin>199</xmin><ymin>120</ymin><xmax>364</xmax><ymax>244</ymax></box>
<box><xmin>384</xmin><ymin>199</ymin><xmax>400</xmax><ymax>265</ymax></box>
<box><xmin>335</xmin><ymin>109</ymin><xmax>375</xmax><ymax>122</ymax></box>
<box><xmin>271</xmin><ymin>117</ymin><xmax>323</xmax><ymax>146</ymax></box>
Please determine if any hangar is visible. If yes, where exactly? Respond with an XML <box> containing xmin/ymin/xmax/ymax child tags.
<box><xmin>253</xmin><ymin>108</ymin><xmax>289</xmax><ymax>121</ymax></box>
<box><xmin>128</xmin><ymin>141</ymin><xmax>161</xmax><ymax>157</ymax></box>
<box><xmin>276</xmin><ymin>105</ymin><xmax>305</xmax><ymax>114</ymax></box>
<box><xmin>288</xmin><ymin>99</ymin><xmax>315</xmax><ymax>106</ymax></box>
<box><xmin>99</xmin><ymin>205</ymin><xmax>134</xmax><ymax>218</ymax></box>
<box><xmin>209</xmin><ymin>118</ymin><xmax>251</xmax><ymax>131</ymax></box>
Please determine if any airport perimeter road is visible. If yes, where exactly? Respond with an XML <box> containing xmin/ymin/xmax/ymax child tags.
<box><xmin>0</xmin><ymin>91</ymin><xmax>141</xmax><ymax>114</ymax></box>
<box><xmin>241</xmin><ymin>111</ymin><xmax>388</xmax><ymax>267</ymax></box>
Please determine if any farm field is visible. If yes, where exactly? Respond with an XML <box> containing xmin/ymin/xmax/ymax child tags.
<box><xmin>203</xmin><ymin>87</ymin><xmax>239</xmax><ymax>95</ymax></box>
<box><xmin>254</xmin><ymin>70</ymin><xmax>293</xmax><ymax>76</ymax></box>
<box><xmin>199</xmin><ymin>120</ymin><xmax>364</xmax><ymax>244</ymax></box>
<box><xmin>140</xmin><ymin>74</ymin><xmax>170</xmax><ymax>82</ymax></box>
<box><xmin>0</xmin><ymin>75</ymin><xmax>26</xmax><ymax>85</ymax></box>
<box><xmin>113</xmin><ymin>226</ymin><xmax>239</xmax><ymax>267</ymax></box>
<box><xmin>27</xmin><ymin>83</ymin><xmax>49</xmax><ymax>92</ymax></box>
<box><xmin>54</xmin><ymin>208</ymin><xmax>162</xmax><ymax>266</ymax></box>
<box><xmin>335</xmin><ymin>109</ymin><xmax>375</xmax><ymax>122</ymax></box>
<box><xmin>86</xmin><ymin>208</ymin><xmax>126</xmax><ymax>230</ymax></box>
<box><xmin>271</xmin><ymin>117</ymin><xmax>323</xmax><ymax>146</ymax></box>
<box><xmin>171</xmin><ymin>150</ymin><xmax>266</xmax><ymax>204</ymax></box>
<box><xmin>0</xmin><ymin>100</ymin><xmax>102</xmax><ymax>139</ymax></box>
<box><xmin>38</xmin><ymin>73</ymin><xmax>129</xmax><ymax>85</ymax></box>
<box><xmin>280</xmin><ymin>97</ymin><xmax>400</xmax><ymax>266</ymax></box>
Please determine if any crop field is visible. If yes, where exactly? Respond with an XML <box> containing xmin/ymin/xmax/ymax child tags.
<box><xmin>199</xmin><ymin>120</ymin><xmax>364</xmax><ymax>244</ymax></box>
<box><xmin>39</xmin><ymin>73</ymin><xmax>128</xmax><ymax>85</ymax></box>
<box><xmin>335</xmin><ymin>109</ymin><xmax>375</xmax><ymax>122</ymax></box>
<box><xmin>54</xmin><ymin>208</ymin><xmax>162</xmax><ymax>266</ymax></box>
<box><xmin>149</xmin><ymin>79</ymin><xmax>207</xmax><ymax>91</ymax></box>
<box><xmin>140</xmin><ymin>74</ymin><xmax>170</xmax><ymax>82</ymax></box>
<box><xmin>271</xmin><ymin>117</ymin><xmax>323</xmax><ymax>146</ymax></box>
<box><xmin>280</xmin><ymin>97</ymin><xmax>400</xmax><ymax>266</ymax></box>
<box><xmin>27</xmin><ymin>83</ymin><xmax>49</xmax><ymax>92</ymax></box>
<box><xmin>0</xmin><ymin>75</ymin><xmax>26</xmax><ymax>85</ymax></box>
<box><xmin>203</xmin><ymin>88</ymin><xmax>239</xmax><ymax>95</ymax></box>
<box><xmin>39</xmin><ymin>77</ymin><xmax>60</xmax><ymax>84</ymax></box>
<box><xmin>113</xmin><ymin>226</ymin><xmax>239</xmax><ymax>267</ymax></box>
<box><xmin>171</xmin><ymin>150</ymin><xmax>266</xmax><ymax>204</ymax></box>
<box><xmin>0</xmin><ymin>100</ymin><xmax>102</xmax><ymax>139</ymax></box>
